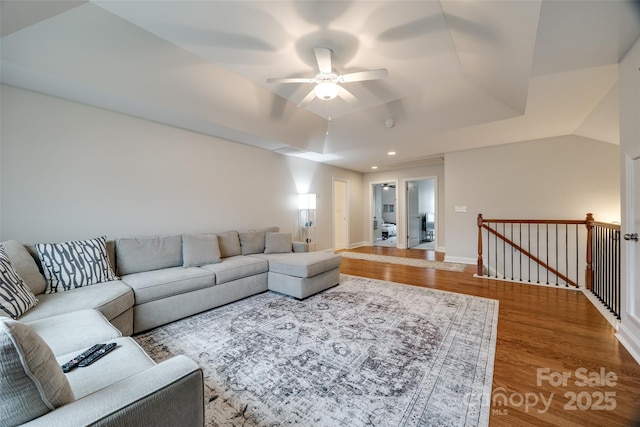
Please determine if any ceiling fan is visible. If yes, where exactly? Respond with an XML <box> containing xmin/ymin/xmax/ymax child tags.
<box><xmin>267</xmin><ymin>47</ymin><xmax>388</xmax><ymax>108</ymax></box>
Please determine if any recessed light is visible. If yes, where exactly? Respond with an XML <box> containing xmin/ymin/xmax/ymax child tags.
<box><xmin>387</xmin><ymin>151</ymin><xmax>396</xmax><ymax>156</ymax></box>
<box><xmin>371</xmin><ymin>166</ymin><xmax>378</xmax><ymax>170</ymax></box>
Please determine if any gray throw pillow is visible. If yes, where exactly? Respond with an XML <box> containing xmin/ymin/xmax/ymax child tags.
<box><xmin>217</xmin><ymin>231</ymin><xmax>241</xmax><ymax>258</ymax></box>
<box><xmin>239</xmin><ymin>230</ymin><xmax>266</xmax><ymax>255</ymax></box>
<box><xmin>0</xmin><ymin>247</ymin><xmax>38</xmax><ymax>319</ymax></box>
<box><xmin>182</xmin><ymin>234</ymin><xmax>222</xmax><ymax>267</ymax></box>
<box><xmin>264</xmin><ymin>233</ymin><xmax>293</xmax><ymax>254</ymax></box>
<box><xmin>36</xmin><ymin>236</ymin><xmax>118</xmax><ymax>293</ymax></box>
<box><xmin>0</xmin><ymin>319</ymin><xmax>74</xmax><ymax>425</ymax></box>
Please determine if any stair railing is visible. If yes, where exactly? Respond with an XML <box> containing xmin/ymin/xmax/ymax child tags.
<box><xmin>477</xmin><ymin>213</ymin><xmax>621</xmax><ymax>319</ymax></box>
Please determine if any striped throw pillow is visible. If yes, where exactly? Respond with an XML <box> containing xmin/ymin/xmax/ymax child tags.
<box><xmin>0</xmin><ymin>246</ymin><xmax>38</xmax><ymax>319</ymax></box>
<box><xmin>36</xmin><ymin>236</ymin><xmax>118</xmax><ymax>294</ymax></box>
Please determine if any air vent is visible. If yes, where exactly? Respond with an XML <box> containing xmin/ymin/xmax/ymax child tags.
<box><xmin>273</xmin><ymin>146</ymin><xmax>309</xmax><ymax>156</ymax></box>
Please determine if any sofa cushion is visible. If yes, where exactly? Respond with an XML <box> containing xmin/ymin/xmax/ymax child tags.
<box><xmin>35</xmin><ymin>236</ymin><xmax>118</xmax><ymax>294</ymax></box>
<box><xmin>257</xmin><ymin>252</ymin><xmax>342</xmax><ymax>278</ymax></box>
<box><xmin>0</xmin><ymin>247</ymin><xmax>38</xmax><ymax>319</ymax></box>
<box><xmin>238</xmin><ymin>227</ymin><xmax>279</xmax><ymax>256</ymax></box>
<box><xmin>26</xmin><ymin>309</ymin><xmax>122</xmax><ymax>356</ymax></box>
<box><xmin>182</xmin><ymin>234</ymin><xmax>221</xmax><ymax>267</ymax></box>
<box><xmin>116</xmin><ymin>234</ymin><xmax>182</xmax><ymax>275</ymax></box>
<box><xmin>200</xmin><ymin>255</ymin><xmax>269</xmax><ymax>285</ymax></box>
<box><xmin>216</xmin><ymin>231</ymin><xmax>241</xmax><ymax>258</ymax></box>
<box><xmin>239</xmin><ymin>230</ymin><xmax>266</xmax><ymax>255</ymax></box>
<box><xmin>0</xmin><ymin>319</ymin><xmax>74</xmax><ymax>425</ymax></box>
<box><xmin>0</xmin><ymin>240</ymin><xmax>47</xmax><ymax>295</ymax></box>
<box><xmin>264</xmin><ymin>232</ymin><xmax>293</xmax><ymax>254</ymax></box>
<box><xmin>120</xmin><ymin>267</ymin><xmax>215</xmax><ymax>305</ymax></box>
<box><xmin>17</xmin><ymin>280</ymin><xmax>134</xmax><ymax>325</ymax></box>
<box><xmin>56</xmin><ymin>337</ymin><xmax>155</xmax><ymax>400</ymax></box>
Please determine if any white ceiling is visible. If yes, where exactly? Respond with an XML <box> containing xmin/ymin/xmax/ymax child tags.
<box><xmin>2</xmin><ymin>1</ymin><xmax>638</xmax><ymax>173</ymax></box>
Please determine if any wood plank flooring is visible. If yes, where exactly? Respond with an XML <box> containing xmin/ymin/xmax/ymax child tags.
<box><xmin>338</xmin><ymin>246</ymin><xmax>640</xmax><ymax>427</ymax></box>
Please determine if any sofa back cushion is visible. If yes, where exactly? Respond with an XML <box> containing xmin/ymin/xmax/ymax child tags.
<box><xmin>239</xmin><ymin>227</ymin><xmax>279</xmax><ymax>255</ymax></box>
<box><xmin>0</xmin><ymin>240</ymin><xmax>47</xmax><ymax>296</ymax></box>
<box><xmin>116</xmin><ymin>235</ymin><xmax>183</xmax><ymax>275</ymax></box>
<box><xmin>0</xmin><ymin>319</ymin><xmax>74</xmax><ymax>425</ymax></box>
<box><xmin>216</xmin><ymin>231</ymin><xmax>241</xmax><ymax>258</ymax></box>
<box><xmin>182</xmin><ymin>234</ymin><xmax>221</xmax><ymax>267</ymax></box>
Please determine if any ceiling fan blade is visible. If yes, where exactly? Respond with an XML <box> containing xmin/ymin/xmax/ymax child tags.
<box><xmin>337</xmin><ymin>86</ymin><xmax>359</xmax><ymax>105</ymax></box>
<box><xmin>314</xmin><ymin>47</ymin><xmax>333</xmax><ymax>73</ymax></box>
<box><xmin>341</xmin><ymin>68</ymin><xmax>388</xmax><ymax>83</ymax></box>
<box><xmin>267</xmin><ymin>77</ymin><xmax>316</xmax><ymax>84</ymax></box>
<box><xmin>297</xmin><ymin>88</ymin><xmax>317</xmax><ymax>108</ymax></box>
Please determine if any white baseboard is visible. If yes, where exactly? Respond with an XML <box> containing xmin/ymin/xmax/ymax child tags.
<box><xmin>617</xmin><ymin>316</ymin><xmax>640</xmax><ymax>365</ymax></box>
<box><xmin>444</xmin><ymin>255</ymin><xmax>476</xmax><ymax>265</ymax></box>
<box><xmin>348</xmin><ymin>241</ymin><xmax>369</xmax><ymax>249</ymax></box>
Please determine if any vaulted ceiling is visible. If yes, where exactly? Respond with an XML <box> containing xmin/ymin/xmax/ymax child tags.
<box><xmin>2</xmin><ymin>1</ymin><xmax>638</xmax><ymax>172</ymax></box>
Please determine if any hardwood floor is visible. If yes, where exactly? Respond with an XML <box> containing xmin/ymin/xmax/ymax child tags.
<box><xmin>338</xmin><ymin>246</ymin><xmax>640</xmax><ymax>427</ymax></box>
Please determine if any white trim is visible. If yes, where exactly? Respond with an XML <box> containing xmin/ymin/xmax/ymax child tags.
<box><xmin>580</xmin><ymin>289</ymin><xmax>620</xmax><ymax>330</ymax></box>
<box><xmin>617</xmin><ymin>318</ymin><xmax>640</xmax><ymax>365</ymax></box>
<box><xmin>349</xmin><ymin>241</ymin><xmax>369</xmax><ymax>249</ymax></box>
<box><xmin>436</xmin><ymin>246</ymin><xmax>446</xmax><ymax>253</ymax></box>
<box><xmin>444</xmin><ymin>255</ymin><xmax>476</xmax><ymax>264</ymax></box>
<box><xmin>403</xmin><ymin>175</ymin><xmax>439</xmax><ymax>250</ymax></box>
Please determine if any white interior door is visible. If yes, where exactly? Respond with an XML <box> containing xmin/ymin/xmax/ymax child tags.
<box><xmin>407</xmin><ymin>182</ymin><xmax>420</xmax><ymax>248</ymax></box>
<box><xmin>333</xmin><ymin>179</ymin><xmax>348</xmax><ymax>251</ymax></box>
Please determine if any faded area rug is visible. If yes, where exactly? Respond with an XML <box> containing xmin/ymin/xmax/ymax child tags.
<box><xmin>135</xmin><ymin>274</ymin><xmax>498</xmax><ymax>427</ymax></box>
<box><xmin>339</xmin><ymin>252</ymin><xmax>467</xmax><ymax>272</ymax></box>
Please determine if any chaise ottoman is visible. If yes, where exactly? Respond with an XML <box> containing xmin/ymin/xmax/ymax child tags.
<box><xmin>255</xmin><ymin>252</ymin><xmax>341</xmax><ymax>299</ymax></box>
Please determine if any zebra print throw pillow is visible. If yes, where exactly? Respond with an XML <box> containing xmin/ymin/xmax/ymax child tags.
<box><xmin>0</xmin><ymin>246</ymin><xmax>38</xmax><ymax>319</ymax></box>
<box><xmin>36</xmin><ymin>236</ymin><xmax>118</xmax><ymax>294</ymax></box>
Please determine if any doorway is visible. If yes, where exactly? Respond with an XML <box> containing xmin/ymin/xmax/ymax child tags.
<box><xmin>372</xmin><ymin>182</ymin><xmax>398</xmax><ymax>247</ymax></box>
<box><xmin>333</xmin><ymin>179</ymin><xmax>348</xmax><ymax>251</ymax></box>
<box><xmin>406</xmin><ymin>178</ymin><xmax>436</xmax><ymax>249</ymax></box>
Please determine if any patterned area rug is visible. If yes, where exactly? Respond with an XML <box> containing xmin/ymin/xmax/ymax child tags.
<box><xmin>339</xmin><ymin>252</ymin><xmax>467</xmax><ymax>272</ymax></box>
<box><xmin>135</xmin><ymin>275</ymin><xmax>498</xmax><ymax>426</ymax></box>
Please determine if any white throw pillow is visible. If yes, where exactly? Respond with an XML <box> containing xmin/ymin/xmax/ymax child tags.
<box><xmin>36</xmin><ymin>236</ymin><xmax>118</xmax><ymax>293</ymax></box>
<box><xmin>0</xmin><ymin>246</ymin><xmax>38</xmax><ymax>319</ymax></box>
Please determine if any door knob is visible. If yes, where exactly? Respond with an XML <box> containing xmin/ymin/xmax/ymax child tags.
<box><xmin>624</xmin><ymin>233</ymin><xmax>638</xmax><ymax>241</ymax></box>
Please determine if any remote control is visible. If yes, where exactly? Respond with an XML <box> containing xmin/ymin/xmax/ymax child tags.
<box><xmin>61</xmin><ymin>344</ymin><xmax>106</xmax><ymax>373</ymax></box>
<box><xmin>78</xmin><ymin>342</ymin><xmax>117</xmax><ymax>367</ymax></box>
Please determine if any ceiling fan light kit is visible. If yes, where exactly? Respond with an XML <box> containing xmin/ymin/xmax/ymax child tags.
<box><xmin>314</xmin><ymin>81</ymin><xmax>340</xmax><ymax>100</ymax></box>
<box><xmin>267</xmin><ymin>47</ymin><xmax>388</xmax><ymax>107</ymax></box>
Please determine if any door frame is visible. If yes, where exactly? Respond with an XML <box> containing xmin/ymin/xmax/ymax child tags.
<box><xmin>332</xmin><ymin>177</ymin><xmax>349</xmax><ymax>251</ymax></box>
<box><xmin>370</xmin><ymin>180</ymin><xmax>398</xmax><ymax>246</ymax></box>
<box><xmin>402</xmin><ymin>176</ymin><xmax>438</xmax><ymax>249</ymax></box>
<box><xmin>618</xmin><ymin>146</ymin><xmax>640</xmax><ymax>363</ymax></box>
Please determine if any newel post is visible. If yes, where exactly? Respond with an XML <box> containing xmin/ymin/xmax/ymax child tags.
<box><xmin>585</xmin><ymin>213</ymin><xmax>594</xmax><ymax>290</ymax></box>
<box><xmin>477</xmin><ymin>214</ymin><xmax>484</xmax><ymax>276</ymax></box>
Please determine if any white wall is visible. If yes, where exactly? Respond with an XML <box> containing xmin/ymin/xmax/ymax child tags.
<box><xmin>617</xmin><ymin>36</ymin><xmax>640</xmax><ymax>363</ymax></box>
<box><xmin>0</xmin><ymin>85</ymin><xmax>364</xmax><ymax>250</ymax></box>
<box><xmin>444</xmin><ymin>135</ymin><xmax>620</xmax><ymax>263</ymax></box>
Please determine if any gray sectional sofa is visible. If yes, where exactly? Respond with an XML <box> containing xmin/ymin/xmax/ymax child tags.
<box><xmin>0</xmin><ymin>227</ymin><xmax>341</xmax><ymax>426</ymax></box>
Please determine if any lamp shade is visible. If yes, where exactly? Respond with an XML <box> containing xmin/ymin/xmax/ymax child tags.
<box><xmin>314</xmin><ymin>82</ymin><xmax>339</xmax><ymax>100</ymax></box>
<box><xmin>299</xmin><ymin>193</ymin><xmax>317</xmax><ymax>210</ymax></box>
